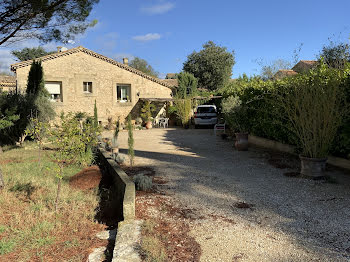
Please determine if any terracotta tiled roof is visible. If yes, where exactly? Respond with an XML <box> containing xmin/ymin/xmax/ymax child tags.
<box><xmin>299</xmin><ymin>60</ymin><xmax>318</xmax><ymax>65</ymax></box>
<box><xmin>274</xmin><ymin>69</ymin><xmax>298</xmax><ymax>79</ymax></box>
<box><xmin>160</xmin><ymin>79</ymin><xmax>178</xmax><ymax>87</ymax></box>
<box><xmin>11</xmin><ymin>46</ymin><xmax>172</xmax><ymax>88</ymax></box>
<box><xmin>292</xmin><ymin>60</ymin><xmax>318</xmax><ymax>73</ymax></box>
<box><xmin>0</xmin><ymin>75</ymin><xmax>16</xmax><ymax>88</ymax></box>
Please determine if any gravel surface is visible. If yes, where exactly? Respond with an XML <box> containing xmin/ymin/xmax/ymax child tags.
<box><xmin>111</xmin><ymin>128</ymin><xmax>350</xmax><ymax>262</ymax></box>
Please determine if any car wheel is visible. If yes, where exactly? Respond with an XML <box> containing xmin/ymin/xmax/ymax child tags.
<box><xmin>195</xmin><ymin>125</ymin><xmax>199</xmax><ymax>129</ymax></box>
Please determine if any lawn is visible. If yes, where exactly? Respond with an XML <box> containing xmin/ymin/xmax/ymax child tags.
<box><xmin>0</xmin><ymin>143</ymin><xmax>106</xmax><ymax>261</ymax></box>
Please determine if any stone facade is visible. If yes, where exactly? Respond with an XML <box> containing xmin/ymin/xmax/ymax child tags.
<box><xmin>11</xmin><ymin>47</ymin><xmax>172</xmax><ymax>124</ymax></box>
<box><xmin>0</xmin><ymin>75</ymin><xmax>16</xmax><ymax>92</ymax></box>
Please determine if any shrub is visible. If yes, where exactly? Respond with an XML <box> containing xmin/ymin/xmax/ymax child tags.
<box><xmin>221</xmin><ymin>96</ymin><xmax>249</xmax><ymax>133</ymax></box>
<box><xmin>174</xmin><ymin>98</ymin><xmax>192</xmax><ymax>127</ymax></box>
<box><xmin>272</xmin><ymin>61</ymin><xmax>348</xmax><ymax>158</ymax></box>
<box><xmin>133</xmin><ymin>174</ymin><xmax>152</xmax><ymax>191</ymax></box>
<box><xmin>141</xmin><ymin>101</ymin><xmax>156</xmax><ymax>123</ymax></box>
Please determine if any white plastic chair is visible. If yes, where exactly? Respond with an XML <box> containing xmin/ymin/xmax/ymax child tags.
<box><xmin>214</xmin><ymin>122</ymin><xmax>226</xmax><ymax>136</ymax></box>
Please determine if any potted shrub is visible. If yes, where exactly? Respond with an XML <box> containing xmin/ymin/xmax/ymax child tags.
<box><xmin>141</xmin><ymin>101</ymin><xmax>156</xmax><ymax>129</ymax></box>
<box><xmin>222</xmin><ymin>96</ymin><xmax>250</xmax><ymax>151</ymax></box>
<box><xmin>274</xmin><ymin>61</ymin><xmax>348</xmax><ymax>178</ymax></box>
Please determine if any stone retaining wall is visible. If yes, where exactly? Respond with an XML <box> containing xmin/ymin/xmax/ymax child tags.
<box><xmin>97</xmin><ymin>147</ymin><xmax>141</xmax><ymax>262</ymax></box>
<box><xmin>97</xmin><ymin>147</ymin><xmax>135</xmax><ymax>221</ymax></box>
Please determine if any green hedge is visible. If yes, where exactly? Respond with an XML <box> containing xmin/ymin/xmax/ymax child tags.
<box><xmin>221</xmin><ymin>68</ymin><xmax>350</xmax><ymax>159</ymax></box>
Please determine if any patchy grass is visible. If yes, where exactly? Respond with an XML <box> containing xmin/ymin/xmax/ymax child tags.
<box><xmin>0</xmin><ymin>143</ymin><xmax>106</xmax><ymax>261</ymax></box>
<box><xmin>140</xmin><ymin>220</ymin><xmax>168</xmax><ymax>262</ymax></box>
<box><xmin>136</xmin><ymin>191</ymin><xmax>202</xmax><ymax>261</ymax></box>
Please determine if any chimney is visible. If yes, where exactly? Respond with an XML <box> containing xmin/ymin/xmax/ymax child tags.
<box><xmin>123</xmin><ymin>58</ymin><xmax>128</xmax><ymax>66</ymax></box>
<box><xmin>56</xmin><ymin>46</ymin><xmax>68</xmax><ymax>52</ymax></box>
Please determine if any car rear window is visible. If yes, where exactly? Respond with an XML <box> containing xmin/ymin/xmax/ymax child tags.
<box><xmin>197</xmin><ymin>107</ymin><xmax>216</xmax><ymax>113</ymax></box>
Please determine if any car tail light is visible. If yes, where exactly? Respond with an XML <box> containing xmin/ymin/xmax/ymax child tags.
<box><xmin>194</xmin><ymin>113</ymin><xmax>198</xmax><ymax>118</ymax></box>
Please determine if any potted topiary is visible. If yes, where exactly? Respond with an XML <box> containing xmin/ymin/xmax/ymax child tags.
<box><xmin>140</xmin><ymin>101</ymin><xmax>156</xmax><ymax>129</ymax></box>
<box><xmin>274</xmin><ymin>61</ymin><xmax>348</xmax><ymax>178</ymax></box>
<box><xmin>222</xmin><ymin>96</ymin><xmax>250</xmax><ymax>151</ymax></box>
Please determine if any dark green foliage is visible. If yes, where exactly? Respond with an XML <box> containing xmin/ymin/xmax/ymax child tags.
<box><xmin>318</xmin><ymin>41</ymin><xmax>350</xmax><ymax>69</ymax></box>
<box><xmin>26</xmin><ymin>60</ymin><xmax>44</xmax><ymax>96</ymax></box>
<box><xmin>127</xmin><ymin>115</ymin><xmax>134</xmax><ymax>166</ymax></box>
<box><xmin>183</xmin><ymin>41</ymin><xmax>235</xmax><ymax>91</ymax></box>
<box><xmin>26</xmin><ymin>60</ymin><xmax>55</xmax><ymax>122</ymax></box>
<box><xmin>12</xmin><ymin>47</ymin><xmax>55</xmax><ymax>61</ymax></box>
<box><xmin>0</xmin><ymin>0</ymin><xmax>99</xmax><ymax>46</ymax></box>
<box><xmin>129</xmin><ymin>57</ymin><xmax>159</xmax><ymax>77</ymax></box>
<box><xmin>0</xmin><ymin>61</ymin><xmax>54</xmax><ymax>144</ymax></box>
<box><xmin>0</xmin><ymin>92</ymin><xmax>29</xmax><ymax>144</ymax></box>
<box><xmin>222</xmin><ymin>63</ymin><xmax>350</xmax><ymax>159</ymax></box>
<box><xmin>140</xmin><ymin>101</ymin><xmax>156</xmax><ymax>122</ymax></box>
<box><xmin>93</xmin><ymin>100</ymin><xmax>98</xmax><ymax>129</ymax></box>
<box><xmin>176</xmin><ymin>72</ymin><xmax>198</xmax><ymax>98</ymax></box>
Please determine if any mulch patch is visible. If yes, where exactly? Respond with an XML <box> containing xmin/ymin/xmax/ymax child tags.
<box><xmin>136</xmin><ymin>190</ymin><xmax>202</xmax><ymax>261</ymax></box>
<box><xmin>69</xmin><ymin>165</ymin><xmax>102</xmax><ymax>190</ymax></box>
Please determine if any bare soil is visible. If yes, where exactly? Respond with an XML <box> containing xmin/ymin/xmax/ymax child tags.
<box><xmin>69</xmin><ymin>165</ymin><xmax>102</xmax><ymax>190</ymax></box>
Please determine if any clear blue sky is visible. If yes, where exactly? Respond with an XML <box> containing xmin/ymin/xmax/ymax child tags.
<box><xmin>1</xmin><ymin>0</ymin><xmax>350</xmax><ymax>78</ymax></box>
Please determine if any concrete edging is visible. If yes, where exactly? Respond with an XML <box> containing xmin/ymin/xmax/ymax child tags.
<box><xmin>248</xmin><ymin>135</ymin><xmax>350</xmax><ymax>170</ymax></box>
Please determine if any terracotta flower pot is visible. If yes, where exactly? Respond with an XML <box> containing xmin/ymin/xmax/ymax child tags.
<box><xmin>235</xmin><ymin>133</ymin><xmax>249</xmax><ymax>151</ymax></box>
<box><xmin>299</xmin><ymin>155</ymin><xmax>327</xmax><ymax>178</ymax></box>
<box><xmin>145</xmin><ymin>121</ymin><xmax>152</xmax><ymax>129</ymax></box>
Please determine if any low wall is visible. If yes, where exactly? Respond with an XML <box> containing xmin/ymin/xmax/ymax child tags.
<box><xmin>248</xmin><ymin>135</ymin><xmax>350</xmax><ymax>170</ymax></box>
<box><xmin>97</xmin><ymin>147</ymin><xmax>135</xmax><ymax>222</ymax></box>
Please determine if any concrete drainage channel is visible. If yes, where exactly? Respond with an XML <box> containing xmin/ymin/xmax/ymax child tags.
<box><xmin>87</xmin><ymin>147</ymin><xmax>141</xmax><ymax>262</ymax></box>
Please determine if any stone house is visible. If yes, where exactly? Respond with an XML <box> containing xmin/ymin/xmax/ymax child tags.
<box><xmin>273</xmin><ymin>60</ymin><xmax>318</xmax><ymax>79</ymax></box>
<box><xmin>10</xmin><ymin>46</ymin><xmax>172</xmax><ymax>124</ymax></box>
<box><xmin>0</xmin><ymin>75</ymin><xmax>16</xmax><ymax>92</ymax></box>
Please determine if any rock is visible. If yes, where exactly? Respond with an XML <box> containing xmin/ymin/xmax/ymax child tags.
<box><xmin>96</xmin><ymin>229</ymin><xmax>117</xmax><ymax>240</ymax></box>
<box><xmin>87</xmin><ymin>247</ymin><xmax>106</xmax><ymax>262</ymax></box>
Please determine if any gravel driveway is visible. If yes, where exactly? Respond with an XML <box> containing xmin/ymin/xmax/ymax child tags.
<box><xmin>115</xmin><ymin>128</ymin><xmax>350</xmax><ymax>262</ymax></box>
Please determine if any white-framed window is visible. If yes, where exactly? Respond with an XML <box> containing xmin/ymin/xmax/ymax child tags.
<box><xmin>83</xmin><ymin>82</ymin><xmax>93</xmax><ymax>93</ymax></box>
<box><xmin>117</xmin><ymin>84</ymin><xmax>131</xmax><ymax>102</ymax></box>
<box><xmin>45</xmin><ymin>81</ymin><xmax>62</xmax><ymax>102</ymax></box>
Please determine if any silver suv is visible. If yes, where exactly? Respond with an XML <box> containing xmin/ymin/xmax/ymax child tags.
<box><xmin>194</xmin><ymin>105</ymin><xmax>218</xmax><ymax>128</ymax></box>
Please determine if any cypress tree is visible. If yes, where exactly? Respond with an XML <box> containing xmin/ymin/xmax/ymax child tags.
<box><xmin>127</xmin><ymin>115</ymin><xmax>134</xmax><ymax>166</ymax></box>
<box><xmin>94</xmin><ymin>100</ymin><xmax>98</xmax><ymax>128</ymax></box>
<box><xmin>26</xmin><ymin>60</ymin><xmax>54</xmax><ymax>121</ymax></box>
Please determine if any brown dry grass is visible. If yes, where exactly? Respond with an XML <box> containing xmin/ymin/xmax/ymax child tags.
<box><xmin>136</xmin><ymin>191</ymin><xmax>201</xmax><ymax>262</ymax></box>
<box><xmin>0</xmin><ymin>145</ymin><xmax>106</xmax><ymax>261</ymax></box>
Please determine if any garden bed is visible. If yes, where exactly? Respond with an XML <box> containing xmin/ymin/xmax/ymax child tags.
<box><xmin>0</xmin><ymin>145</ymin><xmax>107</xmax><ymax>261</ymax></box>
<box><xmin>121</xmin><ymin>165</ymin><xmax>202</xmax><ymax>261</ymax></box>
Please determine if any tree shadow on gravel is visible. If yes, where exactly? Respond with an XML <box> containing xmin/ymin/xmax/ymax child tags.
<box><xmin>120</xmin><ymin>128</ymin><xmax>350</xmax><ymax>260</ymax></box>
